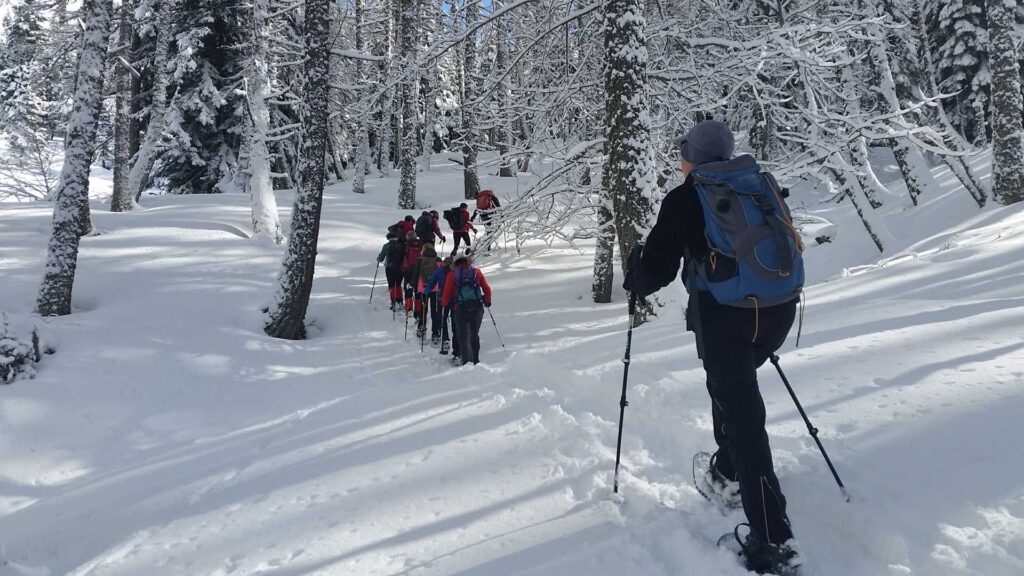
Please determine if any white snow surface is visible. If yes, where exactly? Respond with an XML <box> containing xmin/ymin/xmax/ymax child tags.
<box><xmin>2</xmin><ymin>155</ymin><xmax>1024</xmax><ymax>575</ymax></box>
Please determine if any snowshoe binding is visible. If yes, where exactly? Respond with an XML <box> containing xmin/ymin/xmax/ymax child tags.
<box><xmin>440</xmin><ymin>340</ymin><xmax>450</xmax><ymax>355</ymax></box>
<box><xmin>693</xmin><ymin>451</ymin><xmax>742</xmax><ymax>512</ymax></box>
<box><xmin>717</xmin><ymin>523</ymin><xmax>800</xmax><ymax>575</ymax></box>
<box><xmin>431</xmin><ymin>335</ymin><xmax>441</xmax><ymax>346</ymax></box>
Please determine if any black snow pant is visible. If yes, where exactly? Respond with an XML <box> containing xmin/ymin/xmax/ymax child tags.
<box><xmin>696</xmin><ymin>291</ymin><xmax>797</xmax><ymax>546</ymax></box>
<box><xmin>427</xmin><ymin>293</ymin><xmax>441</xmax><ymax>337</ymax></box>
<box><xmin>454</xmin><ymin>303</ymin><xmax>484</xmax><ymax>364</ymax></box>
<box><xmin>445</xmin><ymin>307</ymin><xmax>458</xmax><ymax>357</ymax></box>
<box><xmin>385</xmin><ymin>267</ymin><xmax>403</xmax><ymax>303</ymax></box>
<box><xmin>451</xmin><ymin>231</ymin><xmax>471</xmax><ymax>256</ymax></box>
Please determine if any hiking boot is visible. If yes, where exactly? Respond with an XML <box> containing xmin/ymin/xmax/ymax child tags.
<box><xmin>730</xmin><ymin>525</ymin><xmax>800</xmax><ymax>575</ymax></box>
<box><xmin>440</xmin><ymin>341</ymin><xmax>450</xmax><ymax>355</ymax></box>
<box><xmin>431</xmin><ymin>335</ymin><xmax>441</xmax><ymax>345</ymax></box>
<box><xmin>416</xmin><ymin>326</ymin><xmax>426</xmax><ymax>338</ymax></box>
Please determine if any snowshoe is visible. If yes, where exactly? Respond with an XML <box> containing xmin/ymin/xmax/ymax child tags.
<box><xmin>431</xmin><ymin>335</ymin><xmax>441</xmax><ymax>346</ymax></box>
<box><xmin>693</xmin><ymin>451</ymin><xmax>742</xmax><ymax>512</ymax></box>
<box><xmin>440</xmin><ymin>341</ymin><xmax>450</xmax><ymax>355</ymax></box>
<box><xmin>416</xmin><ymin>326</ymin><xmax>426</xmax><ymax>338</ymax></box>
<box><xmin>718</xmin><ymin>524</ymin><xmax>800</xmax><ymax>575</ymax></box>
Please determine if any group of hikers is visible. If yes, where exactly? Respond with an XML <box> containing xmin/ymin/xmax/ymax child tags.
<box><xmin>371</xmin><ymin>121</ymin><xmax>807</xmax><ymax>575</ymax></box>
<box><xmin>375</xmin><ymin>189</ymin><xmax>500</xmax><ymax>366</ymax></box>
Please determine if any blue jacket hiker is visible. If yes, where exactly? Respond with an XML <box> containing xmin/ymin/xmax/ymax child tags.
<box><xmin>426</xmin><ymin>257</ymin><xmax>455</xmax><ymax>356</ymax></box>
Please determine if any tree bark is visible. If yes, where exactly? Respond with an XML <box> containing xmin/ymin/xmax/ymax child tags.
<box><xmin>495</xmin><ymin>10</ymin><xmax>514</xmax><ymax>178</ymax></box>
<box><xmin>245</xmin><ymin>0</ymin><xmax>283</xmax><ymax>243</ymax></box>
<box><xmin>264</xmin><ymin>0</ymin><xmax>332</xmax><ymax>339</ymax></box>
<box><xmin>36</xmin><ymin>0</ymin><xmax>112</xmax><ymax>316</ymax></box>
<box><xmin>397</xmin><ymin>0</ymin><xmax>419</xmax><ymax>209</ymax></box>
<box><xmin>602</xmin><ymin>0</ymin><xmax>654</xmax><ymax>319</ymax></box>
<box><xmin>352</xmin><ymin>0</ymin><xmax>370</xmax><ymax>193</ymax></box>
<box><xmin>127</xmin><ymin>0</ymin><xmax>172</xmax><ymax>202</ymax></box>
<box><xmin>461</xmin><ymin>0</ymin><xmax>481</xmax><ymax>200</ymax></box>
<box><xmin>864</xmin><ymin>11</ymin><xmax>932</xmax><ymax>206</ymax></box>
<box><xmin>110</xmin><ymin>0</ymin><xmax>134</xmax><ymax>212</ymax></box>
<box><xmin>987</xmin><ymin>0</ymin><xmax>1024</xmax><ymax>204</ymax></box>
<box><xmin>592</xmin><ymin>202</ymin><xmax>614</xmax><ymax>303</ymax></box>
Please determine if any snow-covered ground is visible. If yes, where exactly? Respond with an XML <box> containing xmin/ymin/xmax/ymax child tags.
<box><xmin>2</xmin><ymin>155</ymin><xmax>1023</xmax><ymax>576</ymax></box>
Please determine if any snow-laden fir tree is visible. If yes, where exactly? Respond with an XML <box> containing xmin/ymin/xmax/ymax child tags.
<box><xmin>397</xmin><ymin>0</ymin><xmax>419</xmax><ymax>209</ymax></box>
<box><xmin>601</xmin><ymin>0</ymin><xmax>653</xmax><ymax>311</ymax></box>
<box><xmin>925</xmin><ymin>0</ymin><xmax>989</xmax><ymax>145</ymax></box>
<box><xmin>156</xmin><ymin>0</ymin><xmax>244</xmax><ymax>194</ymax></box>
<box><xmin>35</xmin><ymin>0</ymin><xmax>112</xmax><ymax>317</ymax></box>
<box><xmin>0</xmin><ymin>0</ymin><xmax>61</xmax><ymax>200</ymax></box>
<box><xmin>986</xmin><ymin>0</ymin><xmax>1024</xmax><ymax>205</ymax></box>
<box><xmin>264</xmin><ymin>0</ymin><xmax>332</xmax><ymax>340</ymax></box>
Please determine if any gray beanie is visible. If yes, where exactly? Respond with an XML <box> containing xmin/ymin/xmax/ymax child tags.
<box><xmin>676</xmin><ymin>120</ymin><xmax>735</xmax><ymax>165</ymax></box>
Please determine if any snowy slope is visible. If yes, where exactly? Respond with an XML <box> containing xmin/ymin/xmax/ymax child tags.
<box><xmin>1</xmin><ymin>157</ymin><xmax>1023</xmax><ymax>576</ymax></box>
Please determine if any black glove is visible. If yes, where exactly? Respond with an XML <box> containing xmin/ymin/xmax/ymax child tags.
<box><xmin>622</xmin><ymin>245</ymin><xmax>644</xmax><ymax>292</ymax></box>
<box><xmin>485</xmin><ymin>301</ymin><xmax>492</xmax><ymax>308</ymax></box>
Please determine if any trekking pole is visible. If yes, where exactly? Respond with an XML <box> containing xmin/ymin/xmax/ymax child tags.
<box><xmin>369</xmin><ymin>261</ymin><xmax>380</xmax><ymax>304</ymax></box>
<box><xmin>404</xmin><ymin>300</ymin><xmax>410</xmax><ymax>341</ymax></box>
<box><xmin>770</xmin><ymin>354</ymin><xmax>851</xmax><ymax>503</ymax></box>
<box><xmin>486</xmin><ymin>307</ymin><xmax>506</xmax><ymax>353</ymax></box>
<box><xmin>613</xmin><ymin>292</ymin><xmax>637</xmax><ymax>494</ymax></box>
<box><xmin>420</xmin><ymin>294</ymin><xmax>428</xmax><ymax>354</ymax></box>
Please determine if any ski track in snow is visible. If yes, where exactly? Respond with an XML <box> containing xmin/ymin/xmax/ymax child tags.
<box><xmin>1</xmin><ymin>155</ymin><xmax>1024</xmax><ymax>575</ymax></box>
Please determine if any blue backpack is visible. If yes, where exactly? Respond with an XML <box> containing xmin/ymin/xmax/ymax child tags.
<box><xmin>456</xmin><ymin>267</ymin><xmax>482</xmax><ymax>304</ymax></box>
<box><xmin>690</xmin><ymin>155</ymin><xmax>804</xmax><ymax>308</ymax></box>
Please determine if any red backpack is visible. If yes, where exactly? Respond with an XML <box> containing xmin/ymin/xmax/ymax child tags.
<box><xmin>476</xmin><ymin>191</ymin><xmax>494</xmax><ymax>211</ymax></box>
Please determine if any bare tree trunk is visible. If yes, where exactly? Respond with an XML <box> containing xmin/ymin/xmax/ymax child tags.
<box><xmin>36</xmin><ymin>0</ymin><xmax>112</xmax><ymax>316</ymax></box>
<box><xmin>592</xmin><ymin>202</ymin><xmax>615</xmax><ymax>303</ymax></box>
<box><xmin>832</xmin><ymin>163</ymin><xmax>885</xmax><ymax>253</ymax></box>
<box><xmin>461</xmin><ymin>0</ymin><xmax>481</xmax><ymax>200</ymax></box>
<box><xmin>244</xmin><ymin>0</ymin><xmax>283</xmax><ymax>243</ymax></box>
<box><xmin>603</xmin><ymin>0</ymin><xmax>654</xmax><ymax>320</ymax></box>
<box><xmin>110</xmin><ymin>0</ymin><xmax>134</xmax><ymax>212</ymax></box>
<box><xmin>397</xmin><ymin>0</ymin><xmax>419</xmax><ymax>209</ymax></box>
<box><xmin>127</xmin><ymin>0</ymin><xmax>172</xmax><ymax>201</ymax></box>
<box><xmin>987</xmin><ymin>0</ymin><xmax>1024</xmax><ymax>204</ymax></box>
<box><xmin>352</xmin><ymin>0</ymin><xmax>370</xmax><ymax>193</ymax></box>
<box><xmin>264</xmin><ymin>0</ymin><xmax>333</xmax><ymax>340</ymax></box>
<box><xmin>495</xmin><ymin>9</ymin><xmax>513</xmax><ymax>178</ymax></box>
<box><xmin>864</xmin><ymin>14</ymin><xmax>933</xmax><ymax>206</ymax></box>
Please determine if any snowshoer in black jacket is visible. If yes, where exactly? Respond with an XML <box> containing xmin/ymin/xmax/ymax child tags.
<box><xmin>378</xmin><ymin>233</ymin><xmax>404</xmax><ymax>309</ymax></box>
<box><xmin>624</xmin><ymin>120</ymin><xmax>801</xmax><ymax>576</ymax></box>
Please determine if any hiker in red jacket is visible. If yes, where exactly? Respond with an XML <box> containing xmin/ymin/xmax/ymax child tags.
<box><xmin>472</xmin><ymin>189</ymin><xmax>501</xmax><ymax>253</ymax></box>
<box><xmin>449</xmin><ymin>203</ymin><xmax>476</xmax><ymax>256</ymax></box>
<box><xmin>441</xmin><ymin>254</ymin><xmax>492</xmax><ymax>365</ymax></box>
<box><xmin>402</xmin><ymin>232</ymin><xmax>423</xmax><ymax>313</ymax></box>
<box><xmin>391</xmin><ymin>215</ymin><xmax>415</xmax><ymax>239</ymax></box>
<box><xmin>472</xmin><ymin>189</ymin><xmax>500</xmax><ymax>223</ymax></box>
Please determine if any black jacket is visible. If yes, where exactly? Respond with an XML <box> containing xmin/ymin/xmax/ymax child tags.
<box><xmin>632</xmin><ymin>176</ymin><xmax>708</xmax><ymax>297</ymax></box>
